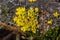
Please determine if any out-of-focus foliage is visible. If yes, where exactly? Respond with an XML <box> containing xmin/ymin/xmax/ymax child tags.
<box><xmin>0</xmin><ymin>9</ymin><xmax>2</xmax><ymax>14</ymax></box>
<box><xmin>13</xmin><ymin>7</ymin><xmax>39</xmax><ymax>34</ymax></box>
<box><xmin>5</xmin><ymin>9</ymin><xmax>9</xmax><ymax>15</ymax></box>
<box><xmin>37</xmin><ymin>25</ymin><xmax>60</xmax><ymax>40</ymax></box>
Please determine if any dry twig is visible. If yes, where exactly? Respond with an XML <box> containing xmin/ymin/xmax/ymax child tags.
<box><xmin>0</xmin><ymin>21</ymin><xmax>26</xmax><ymax>36</ymax></box>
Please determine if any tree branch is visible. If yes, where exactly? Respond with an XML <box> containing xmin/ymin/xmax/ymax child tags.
<box><xmin>0</xmin><ymin>21</ymin><xmax>26</xmax><ymax>36</ymax></box>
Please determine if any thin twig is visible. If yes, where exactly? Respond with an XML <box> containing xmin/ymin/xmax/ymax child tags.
<box><xmin>0</xmin><ymin>21</ymin><xmax>26</xmax><ymax>36</ymax></box>
<box><xmin>2</xmin><ymin>32</ymin><xmax>13</xmax><ymax>40</ymax></box>
<box><xmin>16</xmin><ymin>34</ymin><xmax>20</xmax><ymax>40</ymax></box>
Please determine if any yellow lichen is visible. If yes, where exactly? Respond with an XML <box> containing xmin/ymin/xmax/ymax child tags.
<box><xmin>47</xmin><ymin>19</ymin><xmax>53</xmax><ymax>25</ymax></box>
<box><xmin>13</xmin><ymin>7</ymin><xmax>39</xmax><ymax>33</ymax></box>
<box><xmin>53</xmin><ymin>12</ymin><xmax>59</xmax><ymax>18</ymax></box>
<box><xmin>35</xmin><ymin>7</ymin><xmax>39</xmax><ymax>12</ymax></box>
<box><xmin>28</xmin><ymin>0</ymin><xmax>36</xmax><ymax>2</ymax></box>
